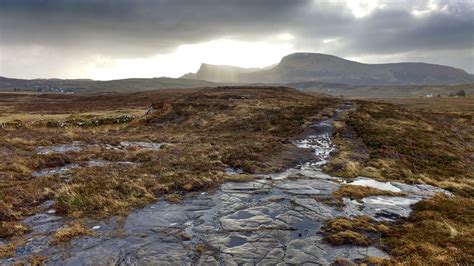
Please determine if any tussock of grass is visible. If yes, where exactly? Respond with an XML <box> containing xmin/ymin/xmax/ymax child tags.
<box><xmin>331</xmin><ymin>258</ymin><xmax>356</xmax><ymax>266</ymax></box>
<box><xmin>28</xmin><ymin>254</ymin><xmax>49</xmax><ymax>265</ymax></box>
<box><xmin>165</xmin><ymin>193</ymin><xmax>183</xmax><ymax>204</ymax></box>
<box><xmin>326</xmin><ymin>216</ymin><xmax>388</xmax><ymax>233</ymax></box>
<box><xmin>0</xmin><ymin>222</ymin><xmax>30</xmax><ymax>239</ymax></box>
<box><xmin>0</xmin><ymin>239</ymin><xmax>26</xmax><ymax>258</ymax></box>
<box><xmin>356</xmin><ymin>256</ymin><xmax>392</xmax><ymax>265</ymax></box>
<box><xmin>325</xmin><ymin>230</ymin><xmax>370</xmax><ymax>246</ymax></box>
<box><xmin>223</xmin><ymin>174</ymin><xmax>256</xmax><ymax>182</ymax></box>
<box><xmin>323</xmin><ymin>216</ymin><xmax>388</xmax><ymax>246</ymax></box>
<box><xmin>195</xmin><ymin>243</ymin><xmax>209</xmax><ymax>253</ymax></box>
<box><xmin>50</xmin><ymin>222</ymin><xmax>96</xmax><ymax>245</ymax></box>
<box><xmin>55</xmin><ymin>169</ymin><xmax>157</xmax><ymax>217</ymax></box>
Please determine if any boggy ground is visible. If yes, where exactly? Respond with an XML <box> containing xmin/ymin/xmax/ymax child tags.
<box><xmin>324</xmin><ymin>99</ymin><xmax>474</xmax><ymax>264</ymax></box>
<box><xmin>1</xmin><ymin>87</ymin><xmax>473</xmax><ymax>264</ymax></box>
<box><xmin>0</xmin><ymin>87</ymin><xmax>340</xmax><ymax>242</ymax></box>
<box><xmin>1</xmin><ymin>99</ymin><xmax>450</xmax><ymax>265</ymax></box>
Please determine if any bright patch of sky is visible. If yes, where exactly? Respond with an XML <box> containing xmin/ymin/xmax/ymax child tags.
<box><xmin>345</xmin><ymin>0</ymin><xmax>385</xmax><ymax>18</ymax></box>
<box><xmin>87</xmin><ymin>39</ymin><xmax>295</xmax><ymax>80</ymax></box>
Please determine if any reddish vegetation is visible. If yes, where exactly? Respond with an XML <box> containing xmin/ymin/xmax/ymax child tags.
<box><xmin>0</xmin><ymin>87</ymin><xmax>339</xmax><ymax>242</ymax></box>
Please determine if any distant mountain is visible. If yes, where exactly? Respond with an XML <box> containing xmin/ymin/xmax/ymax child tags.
<box><xmin>180</xmin><ymin>73</ymin><xmax>197</xmax><ymax>79</ymax></box>
<box><xmin>190</xmin><ymin>64</ymin><xmax>261</xmax><ymax>83</ymax></box>
<box><xmin>2</xmin><ymin>52</ymin><xmax>472</xmax><ymax>94</ymax></box>
<box><xmin>188</xmin><ymin>53</ymin><xmax>474</xmax><ymax>85</ymax></box>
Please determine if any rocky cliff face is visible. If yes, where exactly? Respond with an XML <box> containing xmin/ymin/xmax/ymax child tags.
<box><xmin>195</xmin><ymin>64</ymin><xmax>261</xmax><ymax>83</ymax></box>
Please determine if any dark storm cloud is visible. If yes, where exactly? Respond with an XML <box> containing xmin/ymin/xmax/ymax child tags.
<box><xmin>0</xmin><ymin>0</ymin><xmax>473</xmax><ymax>77</ymax></box>
<box><xmin>345</xmin><ymin>3</ymin><xmax>473</xmax><ymax>54</ymax></box>
<box><xmin>0</xmin><ymin>0</ymin><xmax>310</xmax><ymax>56</ymax></box>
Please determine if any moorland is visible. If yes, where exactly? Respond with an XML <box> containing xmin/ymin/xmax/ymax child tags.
<box><xmin>0</xmin><ymin>86</ymin><xmax>472</xmax><ymax>264</ymax></box>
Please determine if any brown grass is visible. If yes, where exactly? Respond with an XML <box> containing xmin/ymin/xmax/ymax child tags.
<box><xmin>323</xmin><ymin>216</ymin><xmax>389</xmax><ymax>247</ymax></box>
<box><xmin>223</xmin><ymin>174</ymin><xmax>256</xmax><ymax>182</ymax></box>
<box><xmin>164</xmin><ymin>193</ymin><xmax>183</xmax><ymax>204</ymax></box>
<box><xmin>0</xmin><ymin>87</ymin><xmax>340</xmax><ymax>238</ymax></box>
<box><xmin>0</xmin><ymin>239</ymin><xmax>25</xmax><ymax>258</ymax></box>
<box><xmin>50</xmin><ymin>222</ymin><xmax>96</xmax><ymax>245</ymax></box>
<box><xmin>373</xmin><ymin>96</ymin><xmax>474</xmax><ymax>113</ymax></box>
<box><xmin>325</xmin><ymin>230</ymin><xmax>370</xmax><ymax>246</ymax></box>
<box><xmin>28</xmin><ymin>254</ymin><xmax>49</xmax><ymax>265</ymax></box>
<box><xmin>195</xmin><ymin>243</ymin><xmax>209</xmax><ymax>253</ymax></box>
<box><xmin>325</xmin><ymin>100</ymin><xmax>474</xmax><ymax>197</ymax></box>
<box><xmin>0</xmin><ymin>222</ymin><xmax>30</xmax><ymax>239</ymax></box>
<box><xmin>324</xmin><ymin>194</ymin><xmax>473</xmax><ymax>264</ymax></box>
<box><xmin>324</xmin><ymin>99</ymin><xmax>473</xmax><ymax>264</ymax></box>
<box><xmin>383</xmin><ymin>194</ymin><xmax>474</xmax><ymax>264</ymax></box>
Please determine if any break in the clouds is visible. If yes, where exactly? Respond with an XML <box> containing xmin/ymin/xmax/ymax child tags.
<box><xmin>0</xmin><ymin>0</ymin><xmax>473</xmax><ymax>79</ymax></box>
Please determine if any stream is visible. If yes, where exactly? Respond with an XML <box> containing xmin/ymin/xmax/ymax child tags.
<box><xmin>1</xmin><ymin>104</ymin><xmax>451</xmax><ymax>265</ymax></box>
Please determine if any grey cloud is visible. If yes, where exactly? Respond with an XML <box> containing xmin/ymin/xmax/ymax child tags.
<box><xmin>0</xmin><ymin>0</ymin><xmax>309</xmax><ymax>56</ymax></box>
<box><xmin>0</xmin><ymin>0</ymin><xmax>473</xmax><ymax>77</ymax></box>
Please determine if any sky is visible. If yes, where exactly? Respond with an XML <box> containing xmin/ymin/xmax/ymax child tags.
<box><xmin>0</xmin><ymin>0</ymin><xmax>473</xmax><ymax>80</ymax></box>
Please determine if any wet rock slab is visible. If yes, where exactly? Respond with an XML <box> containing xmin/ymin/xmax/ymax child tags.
<box><xmin>31</xmin><ymin>160</ymin><xmax>139</xmax><ymax>178</ymax></box>
<box><xmin>31</xmin><ymin>163</ymin><xmax>80</xmax><ymax>177</ymax></box>
<box><xmin>36</xmin><ymin>142</ymin><xmax>83</xmax><ymax>155</ymax></box>
<box><xmin>36</xmin><ymin>141</ymin><xmax>164</xmax><ymax>155</ymax></box>
<box><xmin>5</xmin><ymin>174</ymin><xmax>407</xmax><ymax>265</ymax></box>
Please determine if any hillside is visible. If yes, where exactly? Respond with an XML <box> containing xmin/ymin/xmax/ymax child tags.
<box><xmin>0</xmin><ymin>77</ymin><xmax>221</xmax><ymax>93</ymax></box>
<box><xmin>296</xmin><ymin>82</ymin><xmax>474</xmax><ymax>98</ymax></box>
<box><xmin>2</xmin><ymin>53</ymin><xmax>473</xmax><ymax>94</ymax></box>
<box><xmin>189</xmin><ymin>53</ymin><xmax>474</xmax><ymax>85</ymax></box>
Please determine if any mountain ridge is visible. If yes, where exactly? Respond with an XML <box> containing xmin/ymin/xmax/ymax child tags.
<box><xmin>189</xmin><ymin>52</ymin><xmax>474</xmax><ymax>85</ymax></box>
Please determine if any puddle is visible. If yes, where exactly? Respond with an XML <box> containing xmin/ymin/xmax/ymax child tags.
<box><xmin>228</xmin><ymin>236</ymin><xmax>248</xmax><ymax>247</ymax></box>
<box><xmin>350</xmin><ymin>177</ymin><xmax>401</xmax><ymax>193</ymax></box>
<box><xmin>37</xmin><ymin>141</ymin><xmax>164</xmax><ymax>155</ymax></box>
<box><xmin>32</xmin><ymin>163</ymin><xmax>80</xmax><ymax>177</ymax></box>
<box><xmin>363</xmin><ymin>196</ymin><xmax>418</xmax><ymax>206</ymax></box>
<box><xmin>37</xmin><ymin>142</ymin><xmax>82</xmax><ymax>155</ymax></box>
<box><xmin>118</xmin><ymin>141</ymin><xmax>163</xmax><ymax>150</ymax></box>
<box><xmin>225</xmin><ymin>167</ymin><xmax>244</xmax><ymax>175</ymax></box>
<box><xmin>87</xmin><ymin>159</ymin><xmax>138</xmax><ymax>167</ymax></box>
<box><xmin>264</xmin><ymin>108</ymin><xmax>343</xmax><ymax>181</ymax></box>
<box><xmin>32</xmin><ymin>160</ymin><xmax>139</xmax><ymax>178</ymax></box>
<box><xmin>235</xmin><ymin>210</ymin><xmax>253</xmax><ymax>219</ymax></box>
<box><xmin>290</xmin><ymin>217</ymin><xmax>320</xmax><ymax>239</ymax></box>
